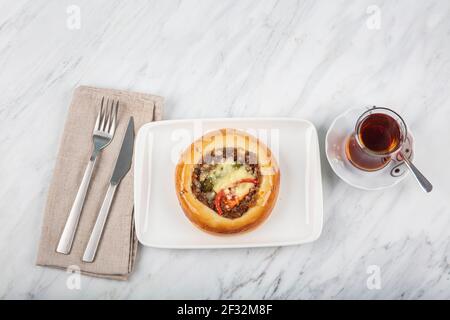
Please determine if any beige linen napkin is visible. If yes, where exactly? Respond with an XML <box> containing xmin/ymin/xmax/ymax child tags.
<box><xmin>36</xmin><ymin>86</ymin><xmax>163</xmax><ymax>280</ymax></box>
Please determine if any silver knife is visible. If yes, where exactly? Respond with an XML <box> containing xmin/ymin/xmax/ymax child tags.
<box><xmin>82</xmin><ymin>117</ymin><xmax>135</xmax><ymax>263</ymax></box>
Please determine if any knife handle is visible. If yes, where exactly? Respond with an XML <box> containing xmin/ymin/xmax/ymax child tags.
<box><xmin>82</xmin><ymin>183</ymin><xmax>117</xmax><ymax>263</ymax></box>
<box><xmin>57</xmin><ymin>157</ymin><xmax>97</xmax><ymax>254</ymax></box>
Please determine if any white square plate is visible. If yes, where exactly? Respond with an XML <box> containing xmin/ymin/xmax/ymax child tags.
<box><xmin>134</xmin><ymin>118</ymin><xmax>323</xmax><ymax>249</ymax></box>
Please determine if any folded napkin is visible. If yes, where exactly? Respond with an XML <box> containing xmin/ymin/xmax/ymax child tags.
<box><xmin>36</xmin><ymin>86</ymin><xmax>163</xmax><ymax>280</ymax></box>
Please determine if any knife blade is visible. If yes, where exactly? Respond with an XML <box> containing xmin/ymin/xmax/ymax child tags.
<box><xmin>111</xmin><ymin>117</ymin><xmax>135</xmax><ymax>184</ymax></box>
<box><xmin>82</xmin><ymin>117</ymin><xmax>135</xmax><ymax>263</ymax></box>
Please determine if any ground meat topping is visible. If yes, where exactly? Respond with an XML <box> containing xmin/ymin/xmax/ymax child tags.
<box><xmin>191</xmin><ymin>147</ymin><xmax>261</xmax><ymax>219</ymax></box>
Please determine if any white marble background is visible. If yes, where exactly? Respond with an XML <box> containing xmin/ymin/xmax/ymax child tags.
<box><xmin>0</xmin><ymin>0</ymin><xmax>449</xmax><ymax>299</ymax></box>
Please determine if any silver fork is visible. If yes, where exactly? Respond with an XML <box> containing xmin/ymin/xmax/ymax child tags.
<box><xmin>56</xmin><ymin>97</ymin><xmax>118</xmax><ymax>255</ymax></box>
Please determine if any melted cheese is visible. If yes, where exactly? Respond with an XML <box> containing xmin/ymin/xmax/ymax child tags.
<box><xmin>234</xmin><ymin>181</ymin><xmax>254</xmax><ymax>198</ymax></box>
<box><xmin>208</xmin><ymin>161</ymin><xmax>254</xmax><ymax>196</ymax></box>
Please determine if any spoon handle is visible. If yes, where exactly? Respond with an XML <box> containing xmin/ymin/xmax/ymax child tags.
<box><xmin>401</xmin><ymin>153</ymin><xmax>433</xmax><ymax>193</ymax></box>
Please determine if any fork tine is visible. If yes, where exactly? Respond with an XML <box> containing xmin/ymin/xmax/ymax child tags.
<box><xmin>109</xmin><ymin>100</ymin><xmax>118</xmax><ymax>135</ymax></box>
<box><xmin>94</xmin><ymin>97</ymin><xmax>104</xmax><ymax>131</ymax></box>
<box><xmin>104</xmin><ymin>100</ymin><xmax>112</xmax><ymax>132</ymax></box>
<box><xmin>106</xmin><ymin>100</ymin><xmax>114</xmax><ymax>132</ymax></box>
<box><xmin>100</xmin><ymin>97</ymin><xmax>107</xmax><ymax>130</ymax></box>
<box><xmin>100</xmin><ymin>98</ymin><xmax>109</xmax><ymax>131</ymax></box>
<box><xmin>107</xmin><ymin>100</ymin><xmax>114</xmax><ymax>133</ymax></box>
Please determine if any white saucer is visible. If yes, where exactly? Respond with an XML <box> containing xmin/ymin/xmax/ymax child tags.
<box><xmin>325</xmin><ymin>107</ymin><xmax>414</xmax><ymax>191</ymax></box>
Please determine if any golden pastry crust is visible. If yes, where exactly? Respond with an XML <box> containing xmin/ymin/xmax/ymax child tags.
<box><xmin>175</xmin><ymin>128</ymin><xmax>280</xmax><ymax>234</ymax></box>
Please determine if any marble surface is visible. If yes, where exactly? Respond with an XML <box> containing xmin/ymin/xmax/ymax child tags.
<box><xmin>0</xmin><ymin>0</ymin><xmax>449</xmax><ymax>299</ymax></box>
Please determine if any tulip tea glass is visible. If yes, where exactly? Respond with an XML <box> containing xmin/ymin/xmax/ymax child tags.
<box><xmin>345</xmin><ymin>107</ymin><xmax>408</xmax><ymax>172</ymax></box>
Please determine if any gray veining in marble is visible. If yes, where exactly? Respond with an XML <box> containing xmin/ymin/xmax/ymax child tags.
<box><xmin>0</xmin><ymin>0</ymin><xmax>449</xmax><ymax>299</ymax></box>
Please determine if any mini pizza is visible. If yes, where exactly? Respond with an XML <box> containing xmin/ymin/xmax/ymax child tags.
<box><xmin>175</xmin><ymin>128</ymin><xmax>280</xmax><ymax>234</ymax></box>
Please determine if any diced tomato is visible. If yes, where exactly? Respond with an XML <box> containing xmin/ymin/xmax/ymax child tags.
<box><xmin>214</xmin><ymin>189</ymin><xmax>225</xmax><ymax>215</ymax></box>
<box><xmin>214</xmin><ymin>178</ymin><xmax>259</xmax><ymax>215</ymax></box>
<box><xmin>237</xmin><ymin>178</ymin><xmax>259</xmax><ymax>185</ymax></box>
